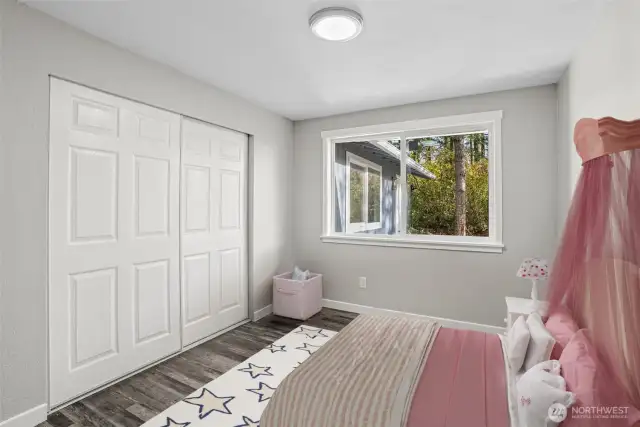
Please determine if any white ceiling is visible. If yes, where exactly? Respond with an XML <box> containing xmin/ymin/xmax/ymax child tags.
<box><xmin>26</xmin><ymin>0</ymin><xmax>611</xmax><ymax>120</ymax></box>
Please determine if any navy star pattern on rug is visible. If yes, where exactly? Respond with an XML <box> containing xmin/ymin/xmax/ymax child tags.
<box><xmin>264</xmin><ymin>343</ymin><xmax>286</xmax><ymax>353</ymax></box>
<box><xmin>141</xmin><ymin>325</ymin><xmax>337</xmax><ymax>427</ymax></box>
<box><xmin>247</xmin><ymin>382</ymin><xmax>276</xmax><ymax>403</ymax></box>
<box><xmin>238</xmin><ymin>363</ymin><xmax>273</xmax><ymax>379</ymax></box>
<box><xmin>160</xmin><ymin>417</ymin><xmax>191</xmax><ymax>427</ymax></box>
<box><xmin>295</xmin><ymin>342</ymin><xmax>321</xmax><ymax>355</ymax></box>
<box><xmin>234</xmin><ymin>415</ymin><xmax>260</xmax><ymax>427</ymax></box>
<box><xmin>295</xmin><ymin>326</ymin><xmax>329</xmax><ymax>339</ymax></box>
<box><xmin>183</xmin><ymin>388</ymin><xmax>234</xmax><ymax>419</ymax></box>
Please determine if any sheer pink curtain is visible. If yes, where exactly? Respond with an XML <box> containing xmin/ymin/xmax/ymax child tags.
<box><xmin>547</xmin><ymin>149</ymin><xmax>640</xmax><ymax>417</ymax></box>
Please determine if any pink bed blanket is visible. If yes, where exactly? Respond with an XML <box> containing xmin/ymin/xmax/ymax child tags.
<box><xmin>407</xmin><ymin>327</ymin><xmax>510</xmax><ymax>427</ymax></box>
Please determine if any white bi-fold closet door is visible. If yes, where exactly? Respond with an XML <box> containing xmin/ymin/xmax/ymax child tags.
<box><xmin>48</xmin><ymin>78</ymin><xmax>248</xmax><ymax>407</ymax></box>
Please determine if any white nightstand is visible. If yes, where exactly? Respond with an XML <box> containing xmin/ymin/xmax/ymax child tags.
<box><xmin>505</xmin><ymin>297</ymin><xmax>548</xmax><ymax>331</ymax></box>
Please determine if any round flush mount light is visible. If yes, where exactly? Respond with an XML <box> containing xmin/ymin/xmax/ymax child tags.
<box><xmin>309</xmin><ymin>7</ymin><xmax>363</xmax><ymax>42</ymax></box>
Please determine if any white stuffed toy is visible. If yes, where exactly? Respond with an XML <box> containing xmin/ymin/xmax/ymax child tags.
<box><xmin>517</xmin><ymin>360</ymin><xmax>576</xmax><ymax>427</ymax></box>
<box><xmin>292</xmin><ymin>266</ymin><xmax>310</xmax><ymax>281</ymax></box>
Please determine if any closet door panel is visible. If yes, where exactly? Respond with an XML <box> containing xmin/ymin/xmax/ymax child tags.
<box><xmin>134</xmin><ymin>156</ymin><xmax>170</xmax><ymax>238</ymax></box>
<box><xmin>183</xmin><ymin>252</ymin><xmax>212</xmax><ymax>325</ymax></box>
<box><xmin>181</xmin><ymin>119</ymin><xmax>216</xmax><ymax>346</ymax></box>
<box><xmin>69</xmin><ymin>147</ymin><xmax>118</xmax><ymax>242</ymax></box>
<box><xmin>70</xmin><ymin>268</ymin><xmax>118</xmax><ymax>368</ymax></box>
<box><xmin>120</xmin><ymin>99</ymin><xmax>181</xmax><ymax>369</ymax></box>
<box><xmin>134</xmin><ymin>260</ymin><xmax>171</xmax><ymax>344</ymax></box>
<box><xmin>49</xmin><ymin>79</ymin><xmax>180</xmax><ymax>407</ymax></box>
<box><xmin>214</xmin><ymin>126</ymin><xmax>248</xmax><ymax>331</ymax></box>
<box><xmin>181</xmin><ymin>118</ymin><xmax>248</xmax><ymax>346</ymax></box>
<box><xmin>219</xmin><ymin>170</ymin><xmax>241</xmax><ymax>230</ymax></box>
<box><xmin>184</xmin><ymin>164</ymin><xmax>211</xmax><ymax>234</ymax></box>
<box><xmin>49</xmin><ymin>80</ymin><xmax>124</xmax><ymax>406</ymax></box>
<box><xmin>219</xmin><ymin>248</ymin><xmax>241</xmax><ymax>311</ymax></box>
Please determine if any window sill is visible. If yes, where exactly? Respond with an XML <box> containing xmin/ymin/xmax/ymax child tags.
<box><xmin>320</xmin><ymin>235</ymin><xmax>504</xmax><ymax>253</ymax></box>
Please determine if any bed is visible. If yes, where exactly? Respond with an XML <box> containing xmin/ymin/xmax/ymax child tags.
<box><xmin>261</xmin><ymin>314</ymin><xmax>518</xmax><ymax>427</ymax></box>
<box><xmin>262</xmin><ymin>116</ymin><xmax>640</xmax><ymax>427</ymax></box>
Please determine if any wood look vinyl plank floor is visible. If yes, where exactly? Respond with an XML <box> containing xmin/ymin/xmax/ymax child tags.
<box><xmin>40</xmin><ymin>308</ymin><xmax>357</xmax><ymax>427</ymax></box>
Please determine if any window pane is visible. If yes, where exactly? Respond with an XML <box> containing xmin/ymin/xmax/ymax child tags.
<box><xmin>333</xmin><ymin>141</ymin><xmax>397</xmax><ymax>235</ymax></box>
<box><xmin>349</xmin><ymin>163</ymin><xmax>365</xmax><ymax>224</ymax></box>
<box><xmin>405</xmin><ymin>132</ymin><xmax>489</xmax><ymax>237</ymax></box>
<box><xmin>368</xmin><ymin>169</ymin><xmax>381</xmax><ymax>223</ymax></box>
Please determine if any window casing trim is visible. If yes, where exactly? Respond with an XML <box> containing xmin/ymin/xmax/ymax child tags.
<box><xmin>321</xmin><ymin>111</ymin><xmax>503</xmax><ymax>253</ymax></box>
<box><xmin>319</xmin><ymin>234</ymin><xmax>505</xmax><ymax>253</ymax></box>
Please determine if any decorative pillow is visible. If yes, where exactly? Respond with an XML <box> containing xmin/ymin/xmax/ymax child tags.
<box><xmin>559</xmin><ymin>330</ymin><xmax>596</xmax><ymax>411</ymax></box>
<box><xmin>524</xmin><ymin>312</ymin><xmax>556</xmax><ymax>371</ymax></box>
<box><xmin>508</xmin><ymin>315</ymin><xmax>531</xmax><ymax>372</ymax></box>
<box><xmin>560</xmin><ymin>330</ymin><xmax>640</xmax><ymax>427</ymax></box>
<box><xmin>545</xmin><ymin>308</ymin><xmax>579</xmax><ymax>360</ymax></box>
<box><xmin>517</xmin><ymin>360</ymin><xmax>576</xmax><ymax>427</ymax></box>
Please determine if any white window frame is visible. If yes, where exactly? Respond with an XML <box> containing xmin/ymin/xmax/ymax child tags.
<box><xmin>345</xmin><ymin>152</ymin><xmax>382</xmax><ymax>233</ymax></box>
<box><xmin>321</xmin><ymin>111</ymin><xmax>503</xmax><ymax>253</ymax></box>
<box><xmin>394</xmin><ymin>174</ymin><xmax>402</xmax><ymax>234</ymax></box>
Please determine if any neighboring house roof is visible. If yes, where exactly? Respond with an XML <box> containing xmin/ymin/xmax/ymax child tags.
<box><xmin>350</xmin><ymin>140</ymin><xmax>435</xmax><ymax>179</ymax></box>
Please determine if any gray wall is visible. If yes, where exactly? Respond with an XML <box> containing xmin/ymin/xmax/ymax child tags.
<box><xmin>334</xmin><ymin>143</ymin><xmax>397</xmax><ymax>235</ymax></box>
<box><xmin>0</xmin><ymin>0</ymin><xmax>293</xmax><ymax>420</ymax></box>
<box><xmin>556</xmin><ymin>0</ymin><xmax>640</xmax><ymax>228</ymax></box>
<box><xmin>293</xmin><ymin>85</ymin><xmax>558</xmax><ymax>327</ymax></box>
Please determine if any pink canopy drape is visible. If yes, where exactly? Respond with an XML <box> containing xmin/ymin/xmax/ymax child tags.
<box><xmin>547</xmin><ymin>118</ymin><xmax>640</xmax><ymax>419</ymax></box>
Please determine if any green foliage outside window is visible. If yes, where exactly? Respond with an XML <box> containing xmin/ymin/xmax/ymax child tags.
<box><xmin>368</xmin><ymin>170</ymin><xmax>381</xmax><ymax>223</ymax></box>
<box><xmin>349</xmin><ymin>166</ymin><xmax>365</xmax><ymax>223</ymax></box>
<box><xmin>408</xmin><ymin>133</ymin><xmax>489</xmax><ymax>236</ymax></box>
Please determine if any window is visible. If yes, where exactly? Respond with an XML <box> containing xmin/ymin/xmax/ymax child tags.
<box><xmin>321</xmin><ymin>111</ymin><xmax>503</xmax><ymax>252</ymax></box>
<box><xmin>346</xmin><ymin>153</ymin><xmax>382</xmax><ymax>232</ymax></box>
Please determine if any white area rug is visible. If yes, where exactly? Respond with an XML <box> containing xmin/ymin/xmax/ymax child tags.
<box><xmin>142</xmin><ymin>325</ymin><xmax>337</xmax><ymax>427</ymax></box>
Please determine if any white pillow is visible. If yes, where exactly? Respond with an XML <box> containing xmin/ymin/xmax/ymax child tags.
<box><xmin>517</xmin><ymin>360</ymin><xmax>575</xmax><ymax>427</ymax></box>
<box><xmin>508</xmin><ymin>315</ymin><xmax>531</xmax><ymax>372</ymax></box>
<box><xmin>523</xmin><ymin>312</ymin><xmax>556</xmax><ymax>371</ymax></box>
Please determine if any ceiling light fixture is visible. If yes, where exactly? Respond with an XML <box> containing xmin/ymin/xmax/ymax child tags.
<box><xmin>309</xmin><ymin>7</ymin><xmax>363</xmax><ymax>42</ymax></box>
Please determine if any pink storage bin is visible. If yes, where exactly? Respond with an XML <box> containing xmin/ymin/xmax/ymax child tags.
<box><xmin>272</xmin><ymin>272</ymin><xmax>323</xmax><ymax>320</ymax></box>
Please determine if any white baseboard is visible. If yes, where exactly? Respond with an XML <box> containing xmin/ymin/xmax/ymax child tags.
<box><xmin>0</xmin><ymin>404</ymin><xmax>47</xmax><ymax>427</ymax></box>
<box><xmin>253</xmin><ymin>304</ymin><xmax>273</xmax><ymax>321</ymax></box>
<box><xmin>322</xmin><ymin>299</ymin><xmax>505</xmax><ymax>334</ymax></box>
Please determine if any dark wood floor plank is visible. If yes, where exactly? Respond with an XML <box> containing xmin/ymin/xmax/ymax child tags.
<box><xmin>161</xmin><ymin>354</ymin><xmax>219</xmax><ymax>383</ymax></box>
<box><xmin>124</xmin><ymin>404</ymin><xmax>155</xmax><ymax>423</ymax></box>
<box><xmin>58</xmin><ymin>402</ymin><xmax>113</xmax><ymax>427</ymax></box>
<box><xmin>40</xmin><ymin>308</ymin><xmax>356</xmax><ymax>426</ymax></box>
<box><xmin>153</xmin><ymin>363</ymin><xmax>207</xmax><ymax>391</ymax></box>
<box><xmin>110</xmin><ymin>383</ymin><xmax>169</xmax><ymax>414</ymax></box>
<box><xmin>80</xmin><ymin>392</ymin><xmax>142</xmax><ymax>427</ymax></box>
<box><xmin>46</xmin><ymin>411</ymin><xmax>75</xmax><ymax>427</ymax></box>
<box><xmin>177</xmin><ymin>347</ymin><xmax>239</xmax><ymax>377</ymax></box>
<box><xmin>141</xmin><ymin>371</ymin><xmax>195</xmax><ymax>399</ymax></box>
<box><xmin>123</xmin><ymin>374</ymin><xmax>183</xmax><ymax>408</ymax></box>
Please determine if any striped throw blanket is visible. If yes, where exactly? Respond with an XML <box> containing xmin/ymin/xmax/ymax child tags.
<box><xmin>261</xmin><ymin>315</ymin><xmax>440</xmax><ymax>427</ymax></box>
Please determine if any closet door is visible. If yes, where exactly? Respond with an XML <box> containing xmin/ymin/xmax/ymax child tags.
<box><xmin>181</xmin><ymin>118</ymin><xmax>248</xmax><ymax>346</ymax></box>
<box><xmin>49</xmin><ymin>78</ymin><xmax>181</xmax><ymax>406</ymax></box>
